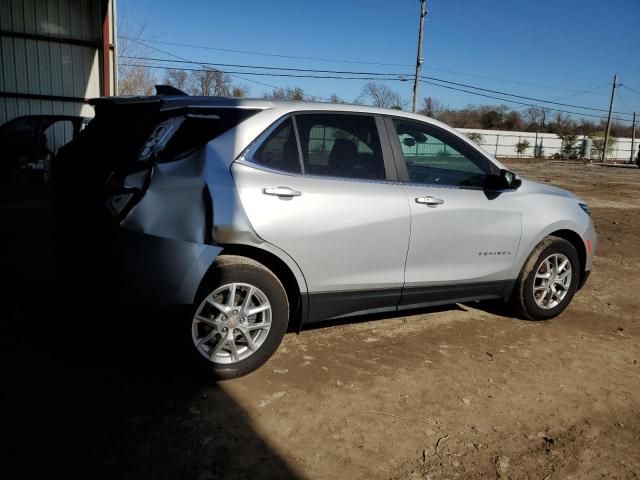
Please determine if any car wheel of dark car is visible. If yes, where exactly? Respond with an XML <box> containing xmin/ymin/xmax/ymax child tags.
<box><xmin>191</xmin><ymin>255</ymin><xmax>289</xmax><ymax>379</ymax></box>
<box><xmin>514</xmin><ymin>236</ymin><xmax>580</xmax><ymax>320</ymax></box>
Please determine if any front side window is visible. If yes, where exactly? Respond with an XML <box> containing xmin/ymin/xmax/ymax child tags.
<box><xmin>251</xmin><ymin>118</ymin><xmax>301</xmax><ymax>174</ymax></box>
<box><xmin>294</xmin><ymin>114</ymin><xmax>385</xmax><ymax>180</ymax></box>
<box><xmin>393</xmin><ymin>119</ymin><xmax>489</xmax><ymax>188</ymax></box>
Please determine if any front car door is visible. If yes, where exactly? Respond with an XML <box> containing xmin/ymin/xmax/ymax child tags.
<box><xmin>384</xmin><ymin>117</ymin><xmax>522</xmax><ymax>307</ymax></box>
<box><xmin>234</xmin><ymin>112</ymin><xmax>410</xmax><ymax>322</ymax></box>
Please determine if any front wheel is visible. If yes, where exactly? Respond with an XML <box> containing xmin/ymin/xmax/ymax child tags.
<box><xmin>191</xmin><ymin>256</ymin><xmax>289</xmax><ymax>379</ymax></box>
<box><xmin>513</xmin><ymin>236</ymin><xmax>580</xmax><ymax>320</ymax></box>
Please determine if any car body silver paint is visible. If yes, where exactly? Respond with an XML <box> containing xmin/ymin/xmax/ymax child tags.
<box><xmin>509</xmin><ymin>178</ymin><xmax>597</xmax><ymax>277</ymax></box>
<box><xmin>122</xmin><ymin>149</ymin><xmax>210</xmax><ymax>243</ymax></box>
<box><xmin>220</xmin><ymin>100</ymin><xmax>595</xmax><ymax>295</ymax></box>
<box><xmin>232</xmin><ymin>162</ymin><xmax>410</xmax><ymax>292</ymax></box>
<box><xmin>120</xmin><ymin>138</ymin><xmax>310</xmax><ymax>297</ymax></box>
<box><xmin>400</xmin><ymin>183</ymin><xmax>522</xmax><ymax>286</ymax></box>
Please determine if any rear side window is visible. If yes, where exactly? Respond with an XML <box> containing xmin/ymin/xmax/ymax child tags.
<box><xmin>159</xmin><ymin>108</ymin><xmax>259</xmax><ymax>161</ymax></box>
<box><xmin>295</xmin><ymin>113</ymin><xmax>385</xmax><ymax>180</ymax></box>
<box><xmin>251</xmin><ymin>118</ymin><xmax>301</xmax><ymax>174</ymax></box>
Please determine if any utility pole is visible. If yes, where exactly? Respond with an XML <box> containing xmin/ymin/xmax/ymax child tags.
<box><xmin>411</xmin><ymin>0</ymin><xmax>427</xmax><ymax>113</ymax></box>
<box><xmin>601</xmin><ymin>74</ymin><xmax>617</xmax><ymax>162</ymax></box>
<box><xmin>630</xmin><ymin>111</ymin><xmax>636</xmax><ymax>164</ymax></box>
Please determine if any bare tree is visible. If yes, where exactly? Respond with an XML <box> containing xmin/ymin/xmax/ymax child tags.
<box><xmin>188</xmin><ymin>70</ymin><xmax>234</xmax><ymax>96</ymax></box>
<box><xmin>358</xmin><ymin>82</ymin><xmax>405</xmax><ymax>109</ymax></box>
<box><xmin>117</xmin><ymin>16</ymin><xmax>156</xmax><ymax>95</ymax></box>
<box><xmin>119</xmin><ymin>66</ymin><xmax>156</xmax><ymax>96</ymax></box>
<box><xmin>524</xmin><ymin>107</ymin><xmax>550</xmax><ymax>129</ymax></box>
<box><xmin>329</xmin><ymin>93</ymin><xmax>344</xmax><ymax>103</ymax></box>
<box><xmin>164</xmin><ymin>69</ymin><xmax>189</xmax><ymax>92</ymax></box>
<box><xmin>231</xmin><ymin>85</ymin><xmax>250</xmax><ymax>98</ymax></box>
<box><xmin>420</xmin><ymin>97</ymin><xmax>443</xmax><ymax>118</ymax></box>
<box><xmin>263</xmin><ymin>86</ymin><xmax>305</xmax><ymax>101</ymax></box>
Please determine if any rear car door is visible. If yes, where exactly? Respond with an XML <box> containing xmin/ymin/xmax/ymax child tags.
<box><xmin>384</xmin><ymin>117</ymin><xmax>522</xmax><ymax>306</ymax></box>
<box><xmin>233</xmin><ymin>112</ymin><xmax>410</xmax><ymax>321</ymax></box>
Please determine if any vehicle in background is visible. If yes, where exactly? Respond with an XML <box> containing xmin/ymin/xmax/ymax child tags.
<box><xmin>0</xmin><ymin>115</ymin><xmax>89</xmax><ymax>185</ymax></box>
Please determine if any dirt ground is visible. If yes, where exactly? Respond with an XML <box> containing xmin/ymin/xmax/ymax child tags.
<box><xmin>2</xmin><ymin>160</ymin><xmax>639</xmax><ymax>480</ymax></box>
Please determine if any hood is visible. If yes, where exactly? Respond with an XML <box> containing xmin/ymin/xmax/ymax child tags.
<box><xmin>519</xmin><ymin>178</ymin><xmax>579</xmax><ymax>201</ymax></box>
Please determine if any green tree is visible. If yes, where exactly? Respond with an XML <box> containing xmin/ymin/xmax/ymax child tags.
<box><xmin>515</xmin><ymin>139</ymin><xmax>531</xmax><ymax>157</ymax></box>
<box><xmin>591</xmin><ymin>133</ymin><xmax>617</xmax><ymax>161</ymax></box>
<box><xmin>481</xmin><ymin>110</ymin><xmax>503</xmax><ymax>129</ymax></box>
<box><xmin>558</xmin><ymin>133</ymin><xmax>579</xmax><ymax>159</ymax></box>
<box><xmin>465</xmin><ymin>132</ymin><xmax>484</xmax><ymax>145</ymax></box>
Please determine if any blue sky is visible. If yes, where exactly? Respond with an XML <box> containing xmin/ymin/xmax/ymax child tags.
<box><xmin>119</xmin><ymin>0</ymin><xmax>640</xmax><ymax>121</ymax></box>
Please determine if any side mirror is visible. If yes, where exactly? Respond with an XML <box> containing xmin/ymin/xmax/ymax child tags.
<box><xmin>486</xmin><ymin>169</ymin><xmax>521</xmax><ymax>190</ymax></box>
<box><xmin>501</xmin><ymin>169</ymin><xmax>516</xmax><ymax>188</ymax></box>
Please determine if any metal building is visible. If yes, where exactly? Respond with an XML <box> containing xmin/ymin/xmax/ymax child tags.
<box><xmin>0</xmin><ymin>0</ymin><xmax>116</xmax><ymax>127</ymax></box>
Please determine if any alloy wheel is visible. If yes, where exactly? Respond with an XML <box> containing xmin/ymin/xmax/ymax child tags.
<box><xmin>192</xmin><ymin>282</ymin><xmax>272</xmax><ymax>364</ymax></box>
<box><xmin>532</xmin><ymin>253</ymin><xmax>572</xmax><ymax>310</ymax></box>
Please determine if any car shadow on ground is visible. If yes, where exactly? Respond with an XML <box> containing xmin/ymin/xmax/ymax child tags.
<box><xmin>0</xmin><ymin>192</ymin><xmax>299</xmax><ymax>480</ymax></box>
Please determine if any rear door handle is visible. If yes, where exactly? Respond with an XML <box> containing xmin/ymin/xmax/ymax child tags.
<box><xmin>263</xmin><ymin>186</ymin><xmax>302</xmax><ymax>197</ymax></box>
<box><xmin>415</xmin><ymin>196</ymin><xmax>444</xmax><ymax>205</ymax></box>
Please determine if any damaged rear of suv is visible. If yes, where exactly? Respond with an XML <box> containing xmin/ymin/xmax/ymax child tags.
<box><xmin>55</xmin><ymin>93</ymin><xmax>261</xmax><ymax>304</ymax></box>
<box><xmin>54</xmin><ymin>91</ymin><xmax>293</xmax><ymax>378</ymax></box>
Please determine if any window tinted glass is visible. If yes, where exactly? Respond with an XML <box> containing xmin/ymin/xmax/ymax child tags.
<box><xmin>252</xmin><ymin>118</ymin><xmax>301</xmax><ymax>174</ymax></box>
<box><xmin>295</xmin><ymin>114</ymin><xmax>385</xmax><ymax>180</ymax></box>
<box><xmin>393</xmin><ymin>119</ymin><xmax>489</xmax><ymax>187</ymax></box>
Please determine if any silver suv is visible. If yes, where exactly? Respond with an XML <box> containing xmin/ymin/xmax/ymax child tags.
<box><xmin>54</xmin><ymin>92</ymin><xmax>596</xmax><ymax>378</ymax></box>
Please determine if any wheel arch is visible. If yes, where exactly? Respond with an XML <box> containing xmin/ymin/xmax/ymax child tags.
<box><xmin>507</xmin><ymin>226</ymin><xmax>589</xmax><ymax>301</ymax></box>
<box><xmin>197</xmin><ymin>243</ymin><xmax>308</xmax><ymax>332</ymax></box>
<box><xmin>548</xmin><ymin>229</ymin><xmax>587</xmax><ymax>289</ymax></box>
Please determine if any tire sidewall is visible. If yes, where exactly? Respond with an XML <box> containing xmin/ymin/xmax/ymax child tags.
<box><xmin>521</xmin><ymin>238</ymin><xmax>580</xmax><ymax>320</ymax></box>
<box><xmin>192</xmin><ymin>261</ymin><xmax>289</xmax><ymax>379</ymax></box>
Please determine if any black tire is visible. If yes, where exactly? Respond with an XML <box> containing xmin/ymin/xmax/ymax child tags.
<box><xmin>513</xmin><ymin>236</ymin><xmax>580</xmax><ymax>320</ymax></box>
<box><xmin>192</xmin><ymin>255</ymin><xmax>289</xmax><ymax>379</ymax></box>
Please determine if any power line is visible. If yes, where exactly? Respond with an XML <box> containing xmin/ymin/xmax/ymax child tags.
<box><xmin>118</xmin><ymin>35</ymin><xmax>414</xmax><ymax>67</ymax></box>
<box><xmin>120</xmin><ymin>55</ymin><xmax>413</xmax><ymax>77</ymax></box>
<box><xmin>126</xmin><ymin>37</ymin><xmax>334</xmax><ymax>101</ymax></box>
<box><xmin>120</xmin><ymin>35</ymin><xmax>613</xmax><ymax>95</ymax></box>
<box><xmin>119</xmin><ymin>60</ymin><xmax>631</xmax><ymax>122</ymax></box>
<box><xmin>420</xmin><ymin>66</ymin><xmax>611</xmax><ymax>95</ymax></box>
<box><xmin>620</xmin><ymin>85</ymin><xmax>640</xmax><ymax>97</ymax></box>
<box><xmin>420</xmin><ymin>75</ymin><xmax>633</xmax><ymax>116</ymax></box>
<box><xmin>616</xmin><ymin>91</ymin><xmax>635</xmax><ymax>114</ymax></box>
<box><xmin>120</xmin><ymin>63</ymin><xmax>406</xmax><ymax>81</ymax></box>
<box><xmin>120</xmin><ymin>38</ymin><xmax>632</xmax><ymax>122</ymax></box>
<box><xmin>121</xmin><ymin>53</ymin><xmax>633</xmax><ymax>117</ymax></box>
<box><xmin>420</xmin><ymin>79</ymin><xmax>632</xmax><ymax>123</ymax></box>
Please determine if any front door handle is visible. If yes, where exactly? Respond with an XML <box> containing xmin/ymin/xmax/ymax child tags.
<box><xmin>263</xmin><ymin>186</ymin><xmax>302</xmax><ymax>197</ymax></box>
<box><xmin>415</xmin><ymin>196</ymin><xmax>444</xmax><ymax>206</ymax></box>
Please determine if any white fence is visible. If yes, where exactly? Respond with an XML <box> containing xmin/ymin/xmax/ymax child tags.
<box><xmin>457</xmin><ymin>128</ymin><xmax>637</xmax><ymax>161</ymax></box>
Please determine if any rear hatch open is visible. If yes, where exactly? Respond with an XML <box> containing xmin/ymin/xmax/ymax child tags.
<box><xmin>53</xmin><ymin>95</ymin><xmax>258</xmax><ymax>225</ymax></box>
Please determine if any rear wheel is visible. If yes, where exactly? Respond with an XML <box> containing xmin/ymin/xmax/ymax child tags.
<box><xmin>192</xmin><ymin>256</ymin><xmax>288</xmax><ymax>379</ymax></box>
<box><xmin>514</xmin><ymin>236</ymin><xmax>580</xmax><ymax>320</ymax></box>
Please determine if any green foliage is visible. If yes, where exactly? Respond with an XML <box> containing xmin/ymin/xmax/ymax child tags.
<box><xmin>591</xmin><ymin>133</ymin><xmax>616</xmax><ymax>160</ymax></box>
<box><xmin>515</xmin><ymin>139</ymin><xmax>531</xmax><ymax>156</ymax></box>
<box><xmin>481</xmin><ymin>110</ymin><xmax>503</xmax><ymax>129</ymax></box>
<box><xmin>465</xmin><ymin>132</ymin><xmax>484</xmax><ymax>145</ymax></box>
<box><xmin>558</xmin><ymin>133</ymin><xmax>579</xmax><ymax>158</ymax></box>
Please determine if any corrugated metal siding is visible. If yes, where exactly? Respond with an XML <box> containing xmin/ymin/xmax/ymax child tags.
<box><xmin>2</xmin><ymin>0</ymin><xmax>101</xmax><ymax>41</ymax></box>
<box><xmin>0</xmin><ymin>0</ymin><xmax>113</xmax><ymax>126</ymax></box>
